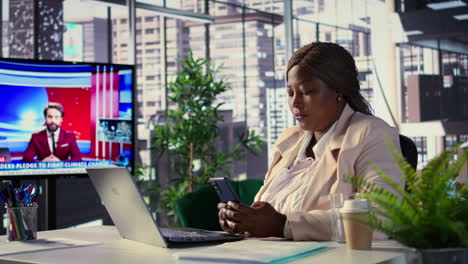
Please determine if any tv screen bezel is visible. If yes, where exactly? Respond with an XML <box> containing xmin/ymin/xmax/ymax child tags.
<box><xmin>0</xmin><ymin>57</ymin><xmax>137</xmax><ymax>176</ymax></box>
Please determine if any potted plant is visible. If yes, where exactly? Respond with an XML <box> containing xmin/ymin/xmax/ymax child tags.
<box><xmin>348</xmin><ymin>141</ymin><xmax>468</xmax><ymax>263</ymax></box>
<box><xmin>151</xmin><ymin>51</ymin><xmax>263</xmax><ymax>224</ymax></box>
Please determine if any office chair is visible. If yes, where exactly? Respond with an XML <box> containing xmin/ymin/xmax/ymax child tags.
<box><xmin>399</xmin><ymin>134</ymin><xmax>418</xmax><ymax>192</ymax></box>
<box><xmin>399</xmin><ymin>134</ymin><xmax>418</xmax><ymax>170</ymax></box>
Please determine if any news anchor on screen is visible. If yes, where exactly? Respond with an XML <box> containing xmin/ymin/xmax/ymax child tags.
<box><xmin>23</xmin><ymin>102</ymin><xmax>82</xmax><ymax>162</ymax></box>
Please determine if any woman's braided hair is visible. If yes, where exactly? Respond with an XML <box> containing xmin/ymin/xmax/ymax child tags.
<box><xmin>286</xmin><ymin>42</ymin><xmax>373</xmax><ymax>115</ymax></box>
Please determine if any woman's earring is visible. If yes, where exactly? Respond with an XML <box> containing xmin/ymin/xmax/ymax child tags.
<box><xmin>337</xmin><ymin>96</ymin><xmax>342</xmax><ymax>103</ymax></box>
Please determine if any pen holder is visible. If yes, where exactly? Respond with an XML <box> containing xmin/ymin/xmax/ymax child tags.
<box><xmin>6</xmin><ymin>206</ymin><xmax>38</xmax><ymax>241</ymax></box>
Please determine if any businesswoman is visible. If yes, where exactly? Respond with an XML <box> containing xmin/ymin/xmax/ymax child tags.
<box><xmin>217</xmin><ymin>42</ymin><xmax>403</xmax><ymax>241</ymax></box>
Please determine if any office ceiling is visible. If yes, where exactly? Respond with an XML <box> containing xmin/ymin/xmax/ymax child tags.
<box><xmin>398</xmin><ymin>0</ymin><xmax>468</xmax><ymax>44</ymax></box>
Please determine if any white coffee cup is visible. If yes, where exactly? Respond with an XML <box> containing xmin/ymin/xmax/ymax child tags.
<box><xmin>340</xmin><ymin>199</ymin><xmax>373</xmax><ymax>250</ymax></box>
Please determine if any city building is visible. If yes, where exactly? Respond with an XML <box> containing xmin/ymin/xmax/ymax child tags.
<box><xmin>63</xmin><ymin>18</ymin><xmax>111</xmax><ymax>63</ymax></box>
<box><xmin>1</xmin><ymin>20</ymin><xmax>7</xmax><ymax>57</ymax></box>
<box><xmin>112</xmin><ymin>3</ymin><xmax>282</xmax><ymax>174</ymax></box>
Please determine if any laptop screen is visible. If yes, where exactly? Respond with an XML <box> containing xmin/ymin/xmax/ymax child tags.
<box><xmin>86</xmin><ymin>167</ymin><xmax>168</xmax><ymax>247</ymax></box>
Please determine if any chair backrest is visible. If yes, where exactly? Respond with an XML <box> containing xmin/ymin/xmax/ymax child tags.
<box><xmin>399</xmin><ymin>134</ymin><xmax>418</xmax><ymax>170</ymax></box>
<box><xmin>230</xmin><ymin>179</ymin><xmax>264</xmax><ymax>205</ymax></box>
<box><xmin>174</xmin><ymin>183</ymin><xmax>222</xmax><ymax>230</ymax></box>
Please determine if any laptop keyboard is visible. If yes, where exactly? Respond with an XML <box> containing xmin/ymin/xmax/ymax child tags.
<box><xmin>159</xmin><ymin>228</ymin><xmax>208</xmax><ymax>239</ymax></box>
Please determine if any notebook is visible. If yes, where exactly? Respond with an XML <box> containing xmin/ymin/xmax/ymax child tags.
<box><xmin>174</xmin><ymin>239</ymin><xmax>329</xmax><ymax>263</ymax></box>
<box><xmin>86</xmin><ymin>167</ymin><xmax>243</xmax><ymax>248</ymax></box>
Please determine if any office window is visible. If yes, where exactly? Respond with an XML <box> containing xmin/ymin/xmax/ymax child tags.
<box><xmin>412</xmin><ymin>136</ymin><xmax>428</xmax><ymax>169</ymax></box>
<box><xmin>144</xmin><ymin>16</ymin><xmax>155</xmax><ymax>22</ymax></box>
<box><xmin>444</xmin><ymin>135</ymin><xmax>458</xmax><ymax>149</ymax></box>
<box><xmin>460</xmin><ymin>135</ymin><xmax>468</xmax><ymax>143</ymax></box>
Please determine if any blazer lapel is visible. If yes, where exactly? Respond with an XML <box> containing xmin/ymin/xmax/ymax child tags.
<box><xmin>55</xmin><ymin>129</ymin><xmax>67</xmax><ymax>156</ymax></box>
<box><xmin>328</xmin><ymin>104</ymin><xmax>358</xmax><ymax>194</ymax></box>
<box><xmin>301</xmin><ymin>105</ymin><xmax>357</xmax><ymax>209</ymax></box>
<box><xmin>271</xmin><ymin>127</ymin><xmax>306</xmax><ymax>179</ymax></box>
<box><xmin>39</xmin><ymin>130</ymin><xmax>51</xmax><ymax>156</ymax></box>
<box><xmin>300</xmin><ymin>148</ymin><xmax>338</xmax><ymax>210</ymax></box>
<box><xmin>327</xmin><ymin>104</ymin><xmax>355</xmax><ymax>152</ymax></box>
<box><xmin>255</xmin><ymin>128</ymin><xmax>305</xmax><ymax>201</ymax></box>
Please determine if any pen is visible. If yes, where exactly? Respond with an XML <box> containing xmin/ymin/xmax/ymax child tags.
<box><xmin>7</xmin><ymin>184</ymin><xmax>17</xmax><ymax>207</ymax></box>
<box><xmin>10</xmin><ymin>190</ymin><xmax>17</xmax><ymax>207</ymax></box>
<box><xmin>1</xmin><ymin>188</ymin><xmax>13</xmax><ymax>208</ymax></box>
<box><xmin>7</xmin><ymin>184</ymin><xmax>26</xmax><ymax>239</ymax></box>
<box><xmin>0</xmin><ymin>190</ymin><xmax>8</xmax><ymax>206</ymax></box>
<box><xmin>7</xmin><ymin>209</ymin><xmax>20</xmax><ymax>240</ymax></box>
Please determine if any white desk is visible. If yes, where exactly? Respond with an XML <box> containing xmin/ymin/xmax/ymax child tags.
<box><xmin>0</xmin><ymin>226</ymin><xmax>408</xmax><ymax>264</ymax></box>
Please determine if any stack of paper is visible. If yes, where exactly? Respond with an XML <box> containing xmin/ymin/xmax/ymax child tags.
<box><xmin>174</xmin><ymin>239</ymin><xmax>329</xmax><ymax>263</ymax></box>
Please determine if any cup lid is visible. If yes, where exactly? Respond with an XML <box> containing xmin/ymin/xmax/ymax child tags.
<box><xmin>339</xmin><ymin>199</ymin><xmax>368</xmax><ymax>213</ymax></box>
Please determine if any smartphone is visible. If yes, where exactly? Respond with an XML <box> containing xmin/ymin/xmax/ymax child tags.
<box><xmin>208</xmin><ymin>177</ymin><xmax>240</xmax><ymax>203</ymax></box>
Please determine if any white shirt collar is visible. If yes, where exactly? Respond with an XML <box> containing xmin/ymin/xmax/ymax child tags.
<box><xmin>294</xmin><ymin>121</ymin><xmax>338</xmax><ymax>163</ymax></box>
<box><xmin>313</xmin><ymin>121</ymin><xmax>337</xmax><ymax>159</ymax></box>
<box><xmin>46</xmin><ymin>127</ymin><xmax>60</xmax><ymax>137</ymax></box>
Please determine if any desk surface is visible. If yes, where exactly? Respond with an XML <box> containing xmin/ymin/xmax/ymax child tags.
<box><xmin>0</xmin><ymin>226</ymin><xmax>408</xmax><ymax>264</ymax></box>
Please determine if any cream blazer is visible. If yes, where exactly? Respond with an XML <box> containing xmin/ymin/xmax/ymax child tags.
<box><xmin>254</xmin><ymin>104</ymin><xmax>403</xmax><ymax>241</ymax></box>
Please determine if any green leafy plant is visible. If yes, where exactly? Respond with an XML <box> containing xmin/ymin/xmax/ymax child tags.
<box><xmin>152</xmin><ymin>51</ymin><xmax>264</xmax><ymax>222</ymax></box>
<box><xmin>347</xmin><ymin>140</ymin><xmax>468</xmax><ymax>249</ymax></box>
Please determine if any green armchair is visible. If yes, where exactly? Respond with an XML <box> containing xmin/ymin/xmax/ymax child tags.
<box><xmin>174</xmin><ymin>179</ymin><xmax>264</xmax><ymax>231</ymax></box>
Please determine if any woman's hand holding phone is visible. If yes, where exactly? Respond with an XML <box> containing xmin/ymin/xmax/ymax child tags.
<box><xmin>218</xmin><ymin>201</ymin><xmax>286</xmax><ymax>237</ymax></box>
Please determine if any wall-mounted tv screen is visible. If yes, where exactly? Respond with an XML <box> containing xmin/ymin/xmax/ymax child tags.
<box><xmin>0</xmin><ymin>58</ymin><xmax>135</xmax><ymax>175</ymax></box>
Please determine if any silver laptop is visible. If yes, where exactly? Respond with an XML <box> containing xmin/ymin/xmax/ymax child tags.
<box><xmin>86</xmin><ymin>167</ymin><xmax>243</xmax><ymax>248</ymax></box>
